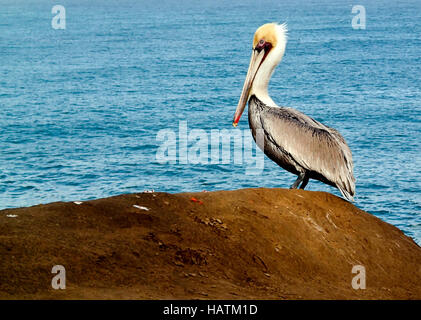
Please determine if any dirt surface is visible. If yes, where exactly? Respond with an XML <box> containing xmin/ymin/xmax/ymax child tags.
<box><xmin>0</xmin><ymin>188</ymin><xmax>420</xmax><ymax>299</ymax></box>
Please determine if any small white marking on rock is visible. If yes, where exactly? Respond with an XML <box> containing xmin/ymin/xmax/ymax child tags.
<box><xmin>304</xmin><ymin>216</ymin><xmax>325</xmax><ymax>233</ymax></box>
<box><xmin>326</xmin><ymin>213</ymin><xmax>338</xmax><ymax>229</ymax></box>
<box><xmin>133</xmin><ymin>205</ymin><xmax>150</xmax><ymax>211</ymax></box>
<box><xmin>73</xmin><ymin>201</ymin><xmax>83</xmax><ymax>205</ymax></box>
<box><xmin>6</xmin><ymin>214</ymin><xmax>18</xmax><ymax>218</ymax></box>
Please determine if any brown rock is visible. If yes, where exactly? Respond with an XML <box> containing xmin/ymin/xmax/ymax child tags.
<box><xmin>0</xmin><ymin>188</ymin><xmax>420</xmax><ymax>299</ymax></box>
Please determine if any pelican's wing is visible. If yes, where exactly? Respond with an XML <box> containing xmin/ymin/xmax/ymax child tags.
<box><xmin>260</xmin><ymin>106</ymin><xmax>356</xmax><ymax>200</ymax></box>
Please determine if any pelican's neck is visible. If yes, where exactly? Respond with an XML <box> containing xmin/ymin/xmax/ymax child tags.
<box><xmin>249</xmin><ymin>66</ymin><xmax>276</xmax><ymax>107</ymax></box>
<box><xmin>249</xmin><ymin>35</ymin><xmax>286</xmax><ymax>107</ymax></box>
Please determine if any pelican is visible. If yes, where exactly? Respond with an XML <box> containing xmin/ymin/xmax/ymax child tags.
<box><xmin>233</xmin><ymin>23</ymin><xmax>355</xmax><ymax>201</ymax></box>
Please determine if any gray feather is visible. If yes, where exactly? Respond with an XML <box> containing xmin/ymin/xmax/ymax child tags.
<box><xmin>248</xmin><ymin>95</ymin><xmax>356</xmax><ymax>201</ymax></box>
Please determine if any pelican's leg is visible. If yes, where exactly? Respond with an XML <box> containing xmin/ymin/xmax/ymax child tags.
<box><xmin>299</xmin><ymin>174</ymin><xmax>309</xmax><ymax>190</ymax></box>
<box><xmin>290</xmin><ymin>172</ymin><xmax>305</xmax><ymax>189</ymax></box>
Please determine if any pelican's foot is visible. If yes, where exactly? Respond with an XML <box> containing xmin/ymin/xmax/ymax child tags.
<box><xmin>290</xmin><ymin>172</ymin><xmax>306</xmax><ymax>189</ymax></box>
<box><xmin>299</xmin><ymin>175</ymin><xmax>309</xmax><ymax>190</ymax></box>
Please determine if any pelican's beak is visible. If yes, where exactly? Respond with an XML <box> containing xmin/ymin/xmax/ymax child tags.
<box><xmin>232</xmin><ymin>49</ymin><xmax>266</xmax><ymax>127</ymax></box>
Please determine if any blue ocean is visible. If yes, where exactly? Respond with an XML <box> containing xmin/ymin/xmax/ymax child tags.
<box><xmin>0</xmin><ymin>0</ymin><xmax>420</xmax><ymax>243</ymax></box>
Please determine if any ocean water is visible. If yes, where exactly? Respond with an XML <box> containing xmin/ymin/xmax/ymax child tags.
<box><xmin>0</xmin><ymin>0</ymin><xmax>420</xmax><ymax>243</ymax></box>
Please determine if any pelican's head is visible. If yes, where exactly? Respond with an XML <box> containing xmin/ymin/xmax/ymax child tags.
<box><xmin>233</xmin><ymin>23</ymin><xmax>287</xmax><ymax>127</ymax></box>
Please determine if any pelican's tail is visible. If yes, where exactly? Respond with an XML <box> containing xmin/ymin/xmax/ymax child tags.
<box><xmin>338</xmin><ymin>186</ymin><xmax>355</xmax><ymax>202</ymax></box>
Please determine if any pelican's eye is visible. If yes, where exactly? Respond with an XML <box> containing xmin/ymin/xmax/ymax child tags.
<box><xmin>255</xmin><ymin>39</ymin><xmax>271</xmax><ymax>52</ymax></box>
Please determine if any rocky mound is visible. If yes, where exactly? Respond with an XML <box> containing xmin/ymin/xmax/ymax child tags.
<box><xmin>1</xmin><ymin>188</ymin><xmax>420</xmax><ymax>299</ymax></box>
